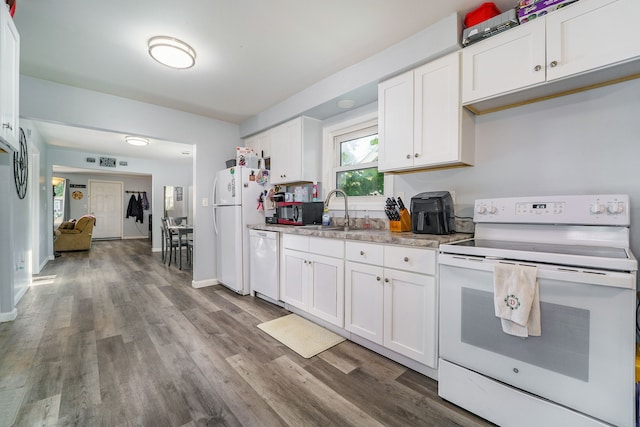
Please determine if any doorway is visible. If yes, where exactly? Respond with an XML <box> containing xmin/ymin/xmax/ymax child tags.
<box><xmin>88</xmin><ymin>179</ymin><xmax>123</xmax><ymax>239</ymax></box>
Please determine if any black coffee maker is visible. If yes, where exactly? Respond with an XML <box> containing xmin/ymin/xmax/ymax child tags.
<box><xmin>410</xmin><ymin>191</ymin><xmax>455</xmax><ymax>234</ymax></box>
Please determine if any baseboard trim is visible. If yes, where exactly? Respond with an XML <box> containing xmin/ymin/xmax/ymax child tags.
<box><xmin>122</xmin><ymin>236</ymin><xmax>149</xmax><ymax>240</ymax></box>
<box><xmin>192</xmin><ymin>278</ymin><xmax>219</xmax><ymax>289</ymax></box>
<box><xmin>0</xmin><ymin>308</ymin><xmax>17</xmax><ymax>323</ymax></box>
<box><xmin>38</xmin><ymin>257</ymin><xmax>49</xmax><ymax>272</ymax></box>
<box><xmin>14</xmin><ymin>285</ymin><xmax>29</xmax><ymax>305</ymax></box>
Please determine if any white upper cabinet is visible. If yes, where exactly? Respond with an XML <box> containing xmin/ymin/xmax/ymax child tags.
<box><xmin>545</xmin><ymin>0</ymin><xmax>640</xmax><ymax>81</ymax></box>
<box><xmin>379</xmin><ymin>52</ymin><xmax>474</xmax><ymax>173</ymax></box>
<box><xmin>269</xmin><ymin>116</ymin><xmax>322</xmax><ymax>185</ymax></box>
<box><xmin>0</xmin><ymin>5</ymin><xmax>19</xmax><ymax>152</ymax></box>
<box><xmin>462</xmin><ymin>19</ymin><xmax>546</xmax><ymax>104</ymax></box>
<box><xmin>244</xmin><ymin>130</ymin><xmax>271</xmax><ymax>160</ymax></box>
<box><xmin>463</xmin><ymin>0</ymin><xmax>640</xmax><ymax>110</ymax></box>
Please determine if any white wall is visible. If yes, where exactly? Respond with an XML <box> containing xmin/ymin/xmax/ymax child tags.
<box><xmin>20</xmin><ymin>119</ymin><xmax>51</xmax><ymax>274</ymax></box>
<box><xmin>20</xmin><ymin>77</ymin><xmax>240</xmax><ymax>285</ymax></box>
<box><xmin>240</xmin><ymin>13</ymin><xmax>461</xmax><ymax>137</ymax></box>
<box><xmin>393</xmin><ymin>79</ymin><xmax>640</xmax><ymax>275</ymax></box>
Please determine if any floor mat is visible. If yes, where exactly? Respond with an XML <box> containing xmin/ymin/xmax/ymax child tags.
<box><xmin>257</xmin><ymin>314</ymin><xmax>345</xmax><ymax>358</ymax></box>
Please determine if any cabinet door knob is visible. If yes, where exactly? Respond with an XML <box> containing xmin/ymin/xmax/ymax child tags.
<box><xmin>549</xmin><ymin>60</ymin><xmax>558</xmax><ymax>68</ymax></box>
<box><xmin>406</xmin><ymin>154</ymin><xmax>411</xmax><ymax>159</ymax></box>
<box><xmin>376</xmin><ymin>276</ymin><xmax>381</xmax><ymax>281</ymax></box>
<box><xmin>303</xmin><ymin>260</ymin><xmax>307</xmax><ymax>264</ymax></box>
<box><xmin>414</xmin><ymin>153</ymin><xmax>419</xmax><ymax>158</ymax></box>
<box><xmin>384</xmin><ymin>278</ymin><xmax>389</xmax><ymax>283</ymax></box>
<box><xmin>534</xmin><ymin>65</ymin><xmax>542</xmax><ymax>72</ymax></box>
<box><xmin>404</xmin><ymin>257</ymin><xmax>409</xmax><ymax>262</ymax></box>
<box><xmin>360</xmin><ymin>250</ymin><xmax>365</xmax><ymax>256</ymax></box>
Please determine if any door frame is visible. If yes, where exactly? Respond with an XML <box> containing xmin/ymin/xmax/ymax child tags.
<box><xmin>88</xmin><ymin>179</ymin><xmax>124</xmax><ymax>239</ymax></box>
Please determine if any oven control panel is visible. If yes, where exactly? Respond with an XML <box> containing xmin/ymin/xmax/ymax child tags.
<box><xmin>474</xmin><ymin>194</ymin><xmax>630</xmax><ymax>225</ymax></box>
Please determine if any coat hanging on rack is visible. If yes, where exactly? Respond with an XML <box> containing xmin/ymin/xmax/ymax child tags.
<box><xmin>126</xmin><ymin>194</ymin><xmax>144</xmax><ymax>223</ymax></box>
<box><xmin>141</xmin><ymin>191</ymin><xmax>149</xmax><ymax>210</ymax></box>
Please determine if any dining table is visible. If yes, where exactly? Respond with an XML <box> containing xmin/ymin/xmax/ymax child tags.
<box><xmin>167</xmin><ymin>224</ymin><xmax>193</xmax><ymax>270</ymax></box>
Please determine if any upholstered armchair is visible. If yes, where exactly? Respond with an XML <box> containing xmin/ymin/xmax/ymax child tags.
<box><xmin>54</xmin><ymin>215</ymin><xmax>96</xmax><ymax>252</ymax></box>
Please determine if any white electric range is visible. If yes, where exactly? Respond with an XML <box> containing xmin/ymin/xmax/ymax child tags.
<box><xmin>438</xmin><ymin>194</ymin><xmax>637</xmax><ymax>427</ymax></box>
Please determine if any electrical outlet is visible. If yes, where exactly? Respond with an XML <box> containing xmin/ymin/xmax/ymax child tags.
<box><xmin>202</xmin><ymin>197</ymin><xmax>209</xmax><ymax>207</ymax></box>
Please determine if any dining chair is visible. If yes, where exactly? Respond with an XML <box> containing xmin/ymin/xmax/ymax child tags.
<box><xmin>161</xmin><ymin>217</ymin><xmax>180</xmax><ymax>266</ymax></box>
<box><xmin>168</xmin><ymin>216</ymin><xmax>188</xmax><ymax>226</ymax></box>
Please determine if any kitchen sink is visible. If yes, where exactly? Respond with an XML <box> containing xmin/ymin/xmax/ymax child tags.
<box><xmin>299</xmin><ymin>225</ymin><xmax>349</xmax><ymax>231</ymax></box>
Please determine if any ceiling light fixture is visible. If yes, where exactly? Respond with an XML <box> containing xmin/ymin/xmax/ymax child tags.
<box><xmin>125</xmin><ymin>136</ymin><xmax>149</xmax><ymax>146</ymax></box>
<box><xmin>148</xmin><ymin>36</ymin><xmax>196</xmax><ymax>69</ymax></box>
<box><xmin>337</xmin><ymin>99</ymin><xmax>355</xmax><ymax>109</ymax></box>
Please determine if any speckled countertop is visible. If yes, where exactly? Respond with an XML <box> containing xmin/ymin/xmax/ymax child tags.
<box><xmin>247</xmin><ymin>223</ymin><xmax>473</xmax><ymax>249</ymax></box>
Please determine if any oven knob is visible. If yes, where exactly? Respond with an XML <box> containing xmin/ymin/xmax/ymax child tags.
<box><xmin>476</xmin><ymin>206</ymin><xmax>487</xmax><ymax>214</ymax></box>
<box><xmin>607</xmin><ymin>202</ymin><xmax>624</xmax><ymax>214</ymax></box>
<box><xmin>590</xmin><ymin>203</ymin><xmax>605</xmax><ymax>214</ymax></box>
<box><xmin>488</xmin><ymin>206</ymin><xmax>498</xmax><ymax>214</ymax></box>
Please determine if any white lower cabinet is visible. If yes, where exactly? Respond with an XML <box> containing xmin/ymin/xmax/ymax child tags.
<box><xmin>345</xmin><ymin>241</ymin><xmax>437</xmax><ymax>367</ymax></box>
<box><xmin>282</xmin><ymin>248</ymin><xmax>307</xmax><ymax>310</ymax></box>
<box><xmin>280</xmin><ymin>234</ymin><xmax>344</xmax><ymax>327</ymax></box>
<box><xmin>280</xmin><ymin>234</ymin><xmax>437</xmax><ymax>368</ymax></box>
<box><xmin>383</xmin><ymin>268</ymin><xmax>436</xmax><ymax>366</ymax></box>
<box><xmin>345</xmin><ymin>261</ymin><xmax>384</xmax><ymax>345</ymax></box>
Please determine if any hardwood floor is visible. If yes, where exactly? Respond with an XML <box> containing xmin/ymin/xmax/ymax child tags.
<box><xmin>0</xmin><ymin>239</ymin><xmax>493</xmax><ymax>427</ymax></box>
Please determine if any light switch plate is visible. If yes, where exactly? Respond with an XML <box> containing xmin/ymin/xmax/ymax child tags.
<box><xmin>202</xmin><ymin>197</ymin><xmax>209</xmax><ymax>207</ymax></box>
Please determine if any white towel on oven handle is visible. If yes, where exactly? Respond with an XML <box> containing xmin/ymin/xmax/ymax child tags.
<box><xmin>493</xmin><ymin>263</ymin><xmax>541</xmax><ymax>337</ymax></box>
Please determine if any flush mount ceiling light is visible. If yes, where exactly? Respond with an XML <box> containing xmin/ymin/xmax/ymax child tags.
<box><xmin>148</xmin><ymin>36</ymin><xmax>196</xmax><ymax>69</ymax></box>
<box><xmin>125</xmin><ymin>136</ymin><xmax>149</xmax><ymax>146</ymax></box>
<box><xmin>337</xmin><ymin>99</ymin><xmax>355</xmax><ymax>109</ymax></box>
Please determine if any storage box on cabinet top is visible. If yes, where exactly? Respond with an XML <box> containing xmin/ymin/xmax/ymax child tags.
<box><xmin>517</xmin><ymin>0</ymin><xmax>579</xmax><ymax>23</ymax></box>
<box><xmin>462</xmin><ymin>8</ymin><xmax>519</xmax><ymax>46</ymax></box>
<box><xmin>464</xmin><ymin>2</ymin><xmax>502</xmax><ymax>27</ymax></box>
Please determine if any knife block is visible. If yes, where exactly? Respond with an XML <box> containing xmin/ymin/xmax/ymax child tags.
<box><xmin>390</xmin><ymin>209</ymin><xmax>411</xmax><ymax>232</ymax></box>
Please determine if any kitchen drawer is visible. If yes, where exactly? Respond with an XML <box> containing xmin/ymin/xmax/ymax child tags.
<box><xmin>282</xmin><ymin>234</ymin><xmax>309</xmax><ymax>252</ymax></box>
<box><xmin>309</xmin><ymin>237</ymin><xmax>344</xmax><ymax>258</ymax></box>
<box><xmin>345</xmin><ymin>241</ymin><xmax>384</xmax><ymax>265</ymax></box>
<box><xmin>384</xmin><ymin>245</ymin><xmax>436</xmax><ymax>275</ymax></box>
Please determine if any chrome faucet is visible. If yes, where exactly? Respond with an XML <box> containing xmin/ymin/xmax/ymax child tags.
<box><xmin>324</xmin><ymin>189</ymin><xmax>350</xmax><ymax>231</ymax></box>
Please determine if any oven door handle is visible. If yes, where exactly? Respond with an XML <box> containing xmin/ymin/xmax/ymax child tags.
<box><xmin>438</xmin><ymin>254</ymin><xmax>635</xmax><ymax>289</ymax></box>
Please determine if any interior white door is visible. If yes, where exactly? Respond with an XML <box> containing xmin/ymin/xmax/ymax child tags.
<box><xmin>89</xmin><ymin>180</ymin><xmax>123</xmax><ymax>239</ymax></box>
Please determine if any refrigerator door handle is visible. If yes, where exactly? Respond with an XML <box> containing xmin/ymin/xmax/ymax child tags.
<box><xmin>212</xmin><ymin>176</ymin><xmax>219</xmax><ymax>235</ymax></box>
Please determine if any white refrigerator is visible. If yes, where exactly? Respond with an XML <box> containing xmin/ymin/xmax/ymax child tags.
<box><xmin>213</xmin><ymin>166</ymin><xmax>264</xmax><ymax>295</ymax></box>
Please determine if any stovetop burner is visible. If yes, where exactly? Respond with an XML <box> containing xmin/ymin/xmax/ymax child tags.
<box><xmin>453</xmin><ymin>239</ymin><xmax>630</xmax><ymax>259</ymax></box>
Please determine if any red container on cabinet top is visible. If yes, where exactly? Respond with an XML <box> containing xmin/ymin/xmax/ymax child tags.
<box><xmin>464</xmin><ymin>2</ymin><xmax>501</xmax><ymax>27</ymax></box>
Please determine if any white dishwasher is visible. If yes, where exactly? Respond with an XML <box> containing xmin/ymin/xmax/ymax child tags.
<box><xmin>249</xmin><ymin>229</ymin><xmax>279</xmax><ymax>301</ymax></box>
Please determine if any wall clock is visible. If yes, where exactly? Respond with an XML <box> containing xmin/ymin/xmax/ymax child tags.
<box><xmin>13</xmin><ymin>128</ymin><xmax>28</xmax><ymax>199</ymax></box>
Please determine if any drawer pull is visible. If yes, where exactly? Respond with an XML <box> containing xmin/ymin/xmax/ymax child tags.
<box><xmin>360</xmin><ymin>250</ymin><xmax>365</xmax><ymax>256</ymax></box>
<box><xmin>403</xmin><ymin>257</ymin><xmax>409</xmax><ymax>262</ymax></box>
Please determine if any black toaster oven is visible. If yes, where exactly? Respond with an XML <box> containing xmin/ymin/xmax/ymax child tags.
<box><xmin>277</xmin><ymin>202</ymin><xmax>324</xmax><ymax>225</ymax></box>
